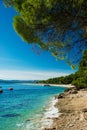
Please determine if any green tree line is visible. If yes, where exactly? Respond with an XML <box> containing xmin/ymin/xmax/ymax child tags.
<box><xmin>38</xmin><ymin>50</ymin><xmax>87</xmax><ymax>90</ymax></box>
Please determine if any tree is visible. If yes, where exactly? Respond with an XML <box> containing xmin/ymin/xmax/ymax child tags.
<box><xmin>3</xmin><ymin>0</ymin><xmax>87</xmax><ymax>67</ymax></box>
<box><xmin>38</xmin><ymin>50</ymin><xmax>87</xmax><ymax>89</ymax></box>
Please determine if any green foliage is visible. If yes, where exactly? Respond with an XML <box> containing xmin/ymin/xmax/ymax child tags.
<box><xmin>72</xmin><ymin>50</ymin><xmax>87</xmax><ymax>89</ymax></box>
<box><xmin>3</xmin><ymin>0</ymin><xmax>14</xmax><ymax>7</ymax></box>
<box><xmin>38</xmin><ymin>74</ymin><xmax>75</xmax><ymax>85</ymax></box>
<box><xmin>13</xmin><ymin>16</ymin><xmax>43</xmax><ymax>45</ymax></box>
<box><xmin>79</xmin><ymin>50</ymin><xmax>87</xmax><ymax>70</ymax></box>
<box><xmin>4</xmin><ymin>0</ymin><xmax>87</xmax><ymax>66</ymax></box>
<box><xmin>72</xmin><ymin>77</ymin><xmax>87</xmax><ymax>90</ymax></box>
<box><xmin>38</xmin><ymin>50</ymin><xmax>87</xmax><ymax>89</ymax></box>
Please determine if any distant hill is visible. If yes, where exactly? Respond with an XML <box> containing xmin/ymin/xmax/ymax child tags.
<box><xmin>0</xmin><ymin>79</ymin><xmax>38</xmax><ymax>84</ymax></box>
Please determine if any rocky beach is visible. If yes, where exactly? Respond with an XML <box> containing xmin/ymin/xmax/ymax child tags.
<box><xmin>43</xmin><ymin>87</ymin><xmax>87</xmax><ymax>130</ymax></box>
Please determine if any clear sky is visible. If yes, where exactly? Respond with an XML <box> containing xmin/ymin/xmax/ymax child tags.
<box><xmin>0</xmin><ymin>2</ymin><xmax>76</xmax><ymax>80</ymax></box>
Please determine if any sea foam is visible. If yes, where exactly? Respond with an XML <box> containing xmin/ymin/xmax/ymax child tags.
<box><xmin>40</xmin><ymin>97</ymin><xmax>60</xmax><ymax>129</ymax></box>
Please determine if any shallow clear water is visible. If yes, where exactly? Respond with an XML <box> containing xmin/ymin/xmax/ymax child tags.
<box><xmin>0</xmin><ymin>83</ymin><xmax>66</xmax><ymax>130</ymax></box>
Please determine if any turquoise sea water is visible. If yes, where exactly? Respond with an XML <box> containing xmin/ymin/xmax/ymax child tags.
<box><xmin>0</xmin><ymin>83</ymin><xmax>65</xmax><ymax>130</ymax></box>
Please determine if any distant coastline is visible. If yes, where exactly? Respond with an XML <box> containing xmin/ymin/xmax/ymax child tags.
<box><xmin>36</xmin><ymin>83</ymin><xmax>75</xmax><ymax>88</ymax></box>
<box><xmin>0</xmin><ymin>79</ymin><xmax>37</xmax><ymax>84</ymax></box>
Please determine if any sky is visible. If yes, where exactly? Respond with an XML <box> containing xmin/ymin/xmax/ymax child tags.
<box><xmin>0</xmin><ymin>2</ymin><xmax>76</xmax><ymax>80</ymax></box>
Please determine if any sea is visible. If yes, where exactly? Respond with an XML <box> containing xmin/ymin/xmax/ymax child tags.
<box><xmin>0</xmin><ymin>83</ymin><xmax>66</xmax><ymax>130</ymax></box>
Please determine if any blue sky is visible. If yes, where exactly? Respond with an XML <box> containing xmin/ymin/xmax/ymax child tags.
<box><xmin>0</xmin><ymin>2</ymin><xmax>76</xmax><ymax>80</ymax></box>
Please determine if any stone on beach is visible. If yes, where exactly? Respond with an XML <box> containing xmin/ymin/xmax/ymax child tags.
<box><xmin>44</xmin><ymin>88</ymin><xmax>87</xmax><ymax>130</ymax></box>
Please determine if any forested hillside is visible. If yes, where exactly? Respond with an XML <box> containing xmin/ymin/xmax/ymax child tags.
<box><xmin>38</xmin><ymin>50</ymin><xmax>87</xmax><ymax>89</ymax></box>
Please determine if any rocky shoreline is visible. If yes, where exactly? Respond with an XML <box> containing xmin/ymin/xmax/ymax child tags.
<box><xmin>43</xmin><ymin>87</ymin><xmax>87</xmax><ymax>130</ymax></box>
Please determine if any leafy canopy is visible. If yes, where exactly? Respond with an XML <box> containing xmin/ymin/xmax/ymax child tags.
<box><xmin>4</xmin><ymin>0</ymin><xmax>87</xmax><ymax>67</ymax></box>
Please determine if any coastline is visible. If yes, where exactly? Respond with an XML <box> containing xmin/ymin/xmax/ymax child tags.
<box><xmin>36</xmin><ymin>83</ymin><xmax>75</xmax><ymax>88</ymax></box>
<box><xmin>37</xmin><ymin>84</ymin><xmax>75</xmax><ymax>130</ymax></box>
<box><xmin>43</xmin><ymin>87</ymin><xmax>87</xmax><ymax>130</ymax></box>
<box><xmin>18</xmin><ymin>83</ymin><xmax>75</xmax><ymax>88</ymax></box>
<box><xmin>38</xmin><ymin>83</ymin><xmax>73</xmax><ymax>130</ymax></box>
<box><xmin>39</xmin><ymin>97</ymin><xmax>60</xmax><ymax>130</ymax></box>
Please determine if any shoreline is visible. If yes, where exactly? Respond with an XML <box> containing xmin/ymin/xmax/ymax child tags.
<box><xmin>38</xmin><ymin>84</ymin><xmax>75</xmax><ymax>130</ymax></box>
<box><xmin>36</xmin><ymin>83</ymin><xmax>75</xmax><ymax>88</ymax></box>
<box><xmin>43</xmin><ymin>87</ymin><xmax>87</xmax><ymax>130</ymax></box>
<box><xmin>40</xmin><ymin>97</ymin><xmax>60</xmax><ymax>130</ymax></box>
<box><xmin>16</xmin><ymin>82</ymin><xmax>75</xmax><ymax>88</ymax></box>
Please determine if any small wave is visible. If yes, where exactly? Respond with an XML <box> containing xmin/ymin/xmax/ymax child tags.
<box><xmin>16</xmin><ymin>123</ymin><xmax>24</xmax><ymax>127</ymax></box>
<box><xmin>24</xmin><ymin>97</ymin><xmax>59</xmax><ymax>130</ymax></box>
<box><xmin>40</xmin><ymin>97</ymin><xmax>59</xmax><ymax>129</ymax></box>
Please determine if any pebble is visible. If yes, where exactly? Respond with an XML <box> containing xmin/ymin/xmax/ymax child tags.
<box><xmin>68</xmin><ymin>124</ymin><xmax>74</xmax><ymax>127</ymax></box>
